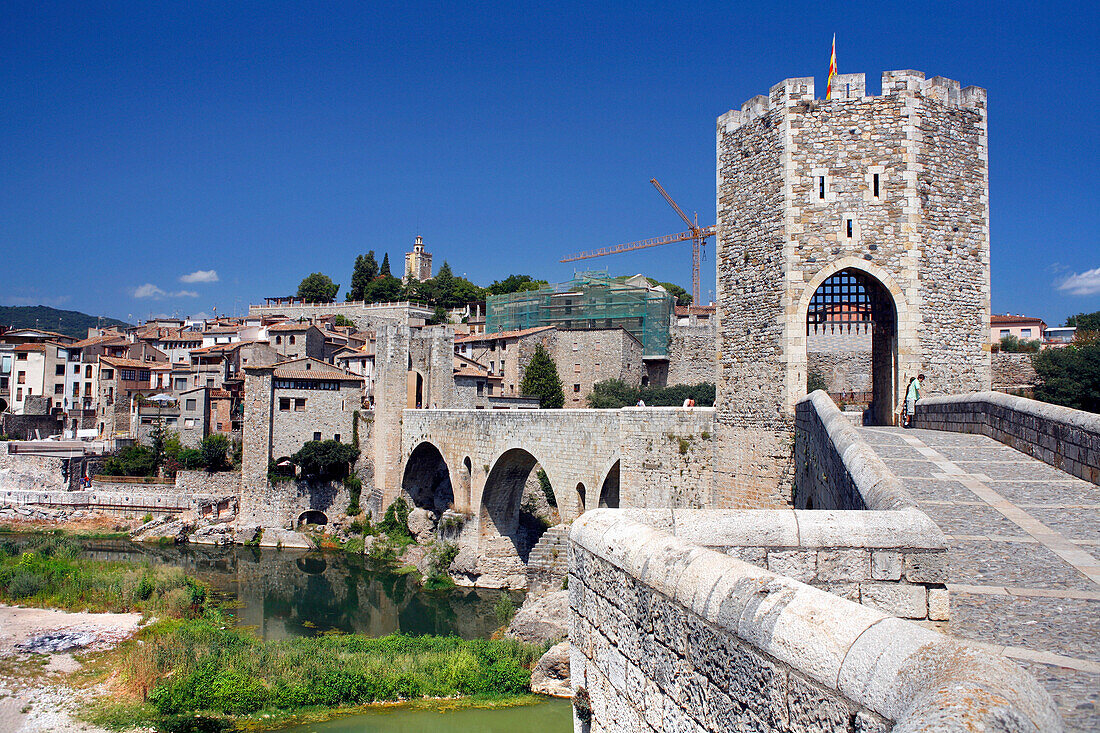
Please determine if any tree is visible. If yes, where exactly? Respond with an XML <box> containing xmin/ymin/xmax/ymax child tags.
<box><xmin>520</xmin><ymin>344</ymin><xmax>565</xmax><ymax>408</ymax></box>
<box><xmin>291</xmin><ymin>439</ymin><xmax>360</xmax><ymax>480</ymax></box>
<box><xmin>1033</xmin><ymin>344</ymin><xmax>1100</xmax><ymax>413</ymax></box>
<box><xmin>1065</xmin><ymin>311</ymin><xmax>1100</xmax><ymax>332</ymax></box>
<box><xmin>330</xmin><ymin>314</ymin><xmax>355</xmax><ymax>328</ymax></box>
<box><xmin>451</xmin><ymin>277</ymin><xmax>486</xmax><ymax>306</ymax></box>
<box><xmin>433</xmin><ymin>262</ymin><xmax>456</xmax><ymax>308</ymax></box>
<box><xmin>101</xmin><ymin>445</ymin><xmax>156</xmax><ymax>477</ymax></box>
<box><xmin>200</xmin><ymin>434</ymin><xmax>231</xmax><ymax>472</ymax></box>
<box><xmin>646</xmin><ymin>278</ymin><xmax>692</xmax><ymax>306</ymax></box>
<box><xmin>380</xmin><ymin>253</ymin><xmax>392</xmax><ymax>277</ymax></box>
<box><xmin>297</xmin><ymin>273</ymin><xmax>339</xmax><ymax>303</ymax></box>
<box><xmin>658</xmin><ymin>281</ymin><xmax>692</xmax><ymax>306</ymax></box>
<box><xmin>428</xmin><ymin>305</ymin><xmax>450</xmax><ymax>325</ymax></box>
<box><xmin>486</xmin><ymin>274</ymin><xmax>547</xmax><ymax>296</ymax></box>
<box><xmin>586</xmin><ymin>379</ymin><xmax>716</xmax><ymax>408</ymax></box>
<box><xmin>364</xmin><ymin>274</ymin><xmax>403</xmax><ymax>303</ymax></box>
<box><xmin>348</xmin><ymin>252</ymin><xmax>379</xmax><ymax>301</ymax></box>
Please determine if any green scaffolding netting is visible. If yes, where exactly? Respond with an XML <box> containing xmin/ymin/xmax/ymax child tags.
<box><xmin>486</xmin><ymin>273</ymin><xmax>673</xmax><ymax>357</ymax></box>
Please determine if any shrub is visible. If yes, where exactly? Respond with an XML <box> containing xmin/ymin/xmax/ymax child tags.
<box><xmin>101</xmin><ymin>445</ymin><xmax>157</xmax><ymax>477</ymax></box>
<box><xmin>8</xmin><ymin>571</ymin><xmax>45</xmax><ymax>598</ymax></box>
<box><xmin>537</xmin><ymin>468</ymin><xmax>556</xmax><ymax>508</ymax></box>
<box><xmin>379</xmin><ymin>497</ymin><xmax>412</xmax><ymax>541</ymax></box>
<box><xmin>291</xmin><ymin>440</ymin><xmax>359</xmax><ymax>480</ymax></box>
<box><xmin>176</xmin><ymin>448</ymin><xmax>205</xmax><ymax>471</ymax></box>
<box><xmin>807</xmin><ymin>370</ymin><xmax>827</xmax><ymax>393</ymax></box>
<box><xmin>493</xmin><ymin>593</ymin><xmax>516</xmax><ymax>628</ymax></box>
<box><xmin>586</xmin><ymin>379</ymin><xmax>716</xmax><ymax>408</ymax></box>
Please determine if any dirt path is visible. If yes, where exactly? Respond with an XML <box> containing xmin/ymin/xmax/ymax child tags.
<box><xmin>0</xmin><ymin>604</ymin><xmax>144</xmax><ymax>733</ymax></box>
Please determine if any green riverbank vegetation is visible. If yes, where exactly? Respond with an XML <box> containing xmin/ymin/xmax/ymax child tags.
<box><xmin>85</xmin><ymin>619</ymin><xmax>545</xmax><ymax>730</ymax></box>
<box><xmin>0</xmin><ymin>535</ymin><xmax>205</xmax><ymax>616</ymax></box>
<box><xmin>0</xmin><ymin>534</ymin><xmax>546</xmax><ymax>731</ymax></box>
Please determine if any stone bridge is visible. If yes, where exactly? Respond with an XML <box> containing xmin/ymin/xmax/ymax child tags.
<box><xmin>396</xmin><ymin>407</ymin><xmax>715</xmax><ymax>586</ymax></box>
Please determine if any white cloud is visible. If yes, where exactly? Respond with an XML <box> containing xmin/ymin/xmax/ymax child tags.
<box><xmin>180</xmin><ymin>269</ymin><xmax>219</xmax><ymax>283</ymax></box>
<box><xmin>133</xmin><ymin>283</ymin><xmax>199</xmax><ymax>299</ymax></box>
<box><xmin>1057</xmin><ymin>267</ymin><xmax>1100</xmax><ymax>297</ymax></box>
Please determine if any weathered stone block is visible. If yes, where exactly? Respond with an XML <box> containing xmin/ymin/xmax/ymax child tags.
<box><xmin>768</xmin><ymin>549</ymin><xmax>817</xmax><ymax>582</ymax></box>
<box><xmin>870</xmin><ymin>550</ymin><xmax>903</xmax><ymax>580</ymax></box>
<box><xmin>860</xmin><ymin>582</ymin><xmax>927</xmax><ymax>619</ymax></box>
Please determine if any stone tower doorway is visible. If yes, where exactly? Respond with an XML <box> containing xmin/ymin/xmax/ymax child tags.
<box><xmin>806</xmin><ymin>268</ymin><xmax>897</xmax><ymax>425</ymax></box>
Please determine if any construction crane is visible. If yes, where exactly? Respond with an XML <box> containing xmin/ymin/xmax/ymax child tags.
<box><xmin>560</xmin><ymin>178</ymin><xmax>716</xmax><ymax>305</ymax></box>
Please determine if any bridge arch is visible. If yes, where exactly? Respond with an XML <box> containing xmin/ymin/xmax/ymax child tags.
<box><xmin>599</xmin><ymin>459</ymin><xmax>620</xmax><ymax>508</ymax></box>
<box><xmin>297</xmin><ymin>509</ymin><xmax>328</xmax><ymax>527</ymax></box>
<box><xmin>797</xmin><ymin>259</ymin><xmax>910</xmax><ymax>426</ymax></box>
<box><xmin>480</xmin><ymin>447</ymin><xmax>552</xmax><ymax>566</ymax></box>
<box><xmin>402</xmin><ymin>441</ymin><xmax>455</xmax><ymax>513</ymax></box>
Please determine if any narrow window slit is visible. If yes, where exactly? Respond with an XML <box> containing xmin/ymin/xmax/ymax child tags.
<box><xmin>846</xmin><ymin>219</ymin><xmax>854</xmax><ymax>238</ymax></box>
<box><xmin>873</xmin><ymin>174</ymin><xmax>880</xmax><ymax>198</ymax></box>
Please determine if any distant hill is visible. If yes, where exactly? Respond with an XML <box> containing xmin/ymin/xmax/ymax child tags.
<box><xmin>0</xmin><ymin>306</ymin><xmax>131</xmax><ymax>340</ymax></box>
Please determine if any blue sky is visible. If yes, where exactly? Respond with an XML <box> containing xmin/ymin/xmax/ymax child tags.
<box><xmin>2</xmin><ymin>1</ymin><xmax>1097</xmax><ymax>325</ymax></box>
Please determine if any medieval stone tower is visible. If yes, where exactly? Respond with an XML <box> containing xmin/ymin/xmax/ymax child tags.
<box><xmin>715</xmin><ymin>70</ymin><xmax>991</xmax><ymax>507</ymax></box>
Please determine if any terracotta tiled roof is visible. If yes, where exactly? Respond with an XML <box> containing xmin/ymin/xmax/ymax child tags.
<box><xmin>99</xmin><ymin>356</ymin><xmax>156</xmax><ymax>369</ymax></box>
<box><xmin>209</xmin><ymin>389</ymin><xmax>233</xmax><ymax>399</ymax></box>
<box><xmin>70</xmin><ymin>334</ymin><xmax>130</xmax><ymax>348</ymax></box>
<box><xmin>189</xmin><ymin>341</ymin><xmax>254</xmax><ymax>355</ymax></box>
<box><xmin>13</xmin><ymin>343</ymin><xmax>45</xmax><ymax>352</ymax></box>
<box><xmin>273</xmin><ymin>368</ymin><xmax>363</xmax><ymax>382</ymax></box>
<box><xmin>455</xmin><ymin>326</ymin><xmax>554</xmax><ymax>344</ymax></box>
<box><xmin>991</xmin><ymin>314</ymin><xmax>1046</xmax><ymax>326</ymax></box>
<box><xmin>203</xmin><ymin>325</ymin><xmax>240</xmax><ymax>334</ymax></box>
<box><xmin>267</xmin><ymin>322</ymin><xmax>313</xmax><ymax>332</ymax></box>
<box><xmin>674</xmin><ymin>305</ymin><xmax>716</xmax><ymax>317</ymax></box>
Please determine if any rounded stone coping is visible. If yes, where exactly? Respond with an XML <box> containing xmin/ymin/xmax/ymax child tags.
<box><xmin>571</xmin><ymin>511</ymin><xmax>1061</xmax><ymax>731</ymax></box>
<box><xmin>919</xmin><ymin>391</ymin><xmax>1100</xmax><ymax>433</ymax></box>
<box><xmin>799</xmin><ymin>390</ymin><xmax>916</xmax><ymax>511</ymax></box>
<box><xmin>611</xmin><ymin>507</ymin><xmax>944</xmax><ymax>550</ymax></box>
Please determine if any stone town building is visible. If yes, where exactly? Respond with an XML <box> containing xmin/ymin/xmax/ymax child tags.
<box><xmin>454</xmin><ymin>327</ymin><xmax>555</xmax><ymax>398</ymax></box>
<box><xmin>404</xmin><ymin>235</ymin><xmax>433</xmax><ymax>283</ymax></box>
<box><xmin>664</xmin><ymin>305</ymin><xmax>717</xmax><ymax>387</ymax></box>
<box><xmin>265</xmin><ymin>358</ymin><xmax>365</xmax><ymax>460</ymax></box>
<box><xmin>7</xmin><ymin>343</ymin><xmax>64</xmax><ymax>414</ymax></box>
<box><xmin>715</xmin><ymin>70</ymin><xmax>991</xmax><ymax>506</ymax></box>
<box><xmin>549</xmin><ymin>328</ymin><xmax>644</xmax><ymax>406</ymax></box>
<box><xmin>95</xmin><ymin>356</ymin><xmax>167</xmax><ymax>437</ymax></box>
<box><xmin>266</xmin><ymin>323</ymin><xmax>326</xmax><ymax>361</ymax></box>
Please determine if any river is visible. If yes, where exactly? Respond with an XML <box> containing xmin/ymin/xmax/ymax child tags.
<box><xmin>80</xmin><ymin>540</ymin><xmax>574</xmax><ymax>730</ymax></box>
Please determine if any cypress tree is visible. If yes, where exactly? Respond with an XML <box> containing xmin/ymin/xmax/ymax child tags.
<box><xmin>380</xmin><ymin>253</ymin><xmax>391</xmax><ymax>277</ymax></box>
<box><xmin>521</xmin><ymin>344</ymin><xmax>565</xmax><ymax>408</ymax></box>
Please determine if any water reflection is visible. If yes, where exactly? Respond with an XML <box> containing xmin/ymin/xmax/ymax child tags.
<box><xmin>82</xmin><ymin>541</ymin><xmax>522</xmax><ymax>640</ymax></box>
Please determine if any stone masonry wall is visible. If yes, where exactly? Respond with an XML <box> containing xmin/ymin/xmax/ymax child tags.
<box><xmin>550</xmin><ymin>328</ymin><xmax>644</xmax><ymax>407</ymax></box>
<box><xmin>247</xmin><ymin>301</ymin><xmax>431</xmax><ymax>331</ymax></box>
<box><xmin>0</xmin><ymin>444</ymin><xmax>70</xmax><ymax>493</ymax></box>
<box><xmin>617</xmin><ymin>408</ymin><xmax>716</xmax><ymax>508</ymax></box>
<box><xmin>992</xmin><ymin>352</ymin><xmax>1039</xmax><ymax>391</ymax></box>
<box><xmin>714</xmin><ymin>71</ymin><xmax>991</xmax><ymax>508</ymax></box>
<box><xmin>270</xmin><ymin>384</ymin><xmax>360</xmax><ymax>459</ymax></box>
<box><xmin>794</xmin><ymin>390</ymin><xmax>916</xmax><ymax>511</ymax></box>
<box><xmin>617</xmin><ymin>507</ymin><xmax>946</xmax><ymax>621</ymax></box>
<box><xmin>666</xmin><ymin>318</ymin><xmax>715</xmax><ymax>386</ymax></box>
<box><xmin>569</xmin><ymin>511</ymin><xmax>1061</xmax><ymax>733</ymax></box>
<box><xmin>913</xmin><ymin>391</ymin><xmax>1100</xmax><ymax>485</ymax></box>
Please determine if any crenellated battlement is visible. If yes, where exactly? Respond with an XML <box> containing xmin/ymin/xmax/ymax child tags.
<box><xmin>719</xmin><ymin>70</ymin><xmax>986</xmax><ymax>131</ymax></box>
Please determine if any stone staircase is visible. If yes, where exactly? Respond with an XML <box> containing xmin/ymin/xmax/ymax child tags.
<box><xmin>526</xmin><ymin>523</ymin><xmax>570</xmax><ymax>598</ymax></box>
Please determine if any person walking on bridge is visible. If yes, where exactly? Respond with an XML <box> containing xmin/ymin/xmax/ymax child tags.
<box><xmin>904</xmin><ymin>374</ymin><xmax>924</xmax><ymax>428</ymax></box>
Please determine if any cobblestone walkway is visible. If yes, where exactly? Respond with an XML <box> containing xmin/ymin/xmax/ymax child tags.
<box><xmin>858</xmin><ymin>426</ymin><xmax>1100</xmax><ymax>732</ymax></box>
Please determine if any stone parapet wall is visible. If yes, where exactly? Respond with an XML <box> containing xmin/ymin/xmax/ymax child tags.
<box><xmin>569</xmin><ymin>511</ymin><xmax>1061</xmax><ymax>733</ymax></box>
<box><xmin>0</xmin><ymin>444</ymin><xmax>70</xmax><ymax>493</ymax></box>
<box><xmin>617</xmin><ymin>407</ymin><xmax>715</xmax><ymax>508</ymax></box>
<box><xmin>174</xmin><ymin>470</ymin><xmax>241</xmax><ymax>496</ymax></box>
<box><xmin>992</xmin><ymin>352</ymin><xmax>1039</xmax><ymax>391</ymax></box>
<box><xmin>913</xmin><ymin>391</ymin><xmax>1100</xmax><ymax>484</ymax></box>
<box><xmin>615</xmin><ymin>508</ymin><xmax>946</xmax><ymax>620</ymax></box>
<box><xmin>794</xmin><ymin>390</ymin><xmax>916</xmax><ymax>510</ymax></box>
<box><xmin>2</xmin><ymin>488</ymin><xmax>192</xmax><ymax>513</ymax></box>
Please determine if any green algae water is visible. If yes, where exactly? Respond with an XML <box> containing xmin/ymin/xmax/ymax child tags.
<box><xmin>79</xmin><ymin>540</ymin><xmax>523</xmax><ymax>639</ymax></box>
<box><xmin>276</xmin><ymin>699</ymin><xmax>573</xmax><ymax>732</ymax></box>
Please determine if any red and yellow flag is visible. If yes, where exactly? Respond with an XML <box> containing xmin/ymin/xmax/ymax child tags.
<box><xmin>826</xmin><ymin>34</ymin><xmax>837</xmax><ymax>100</ymax></box>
